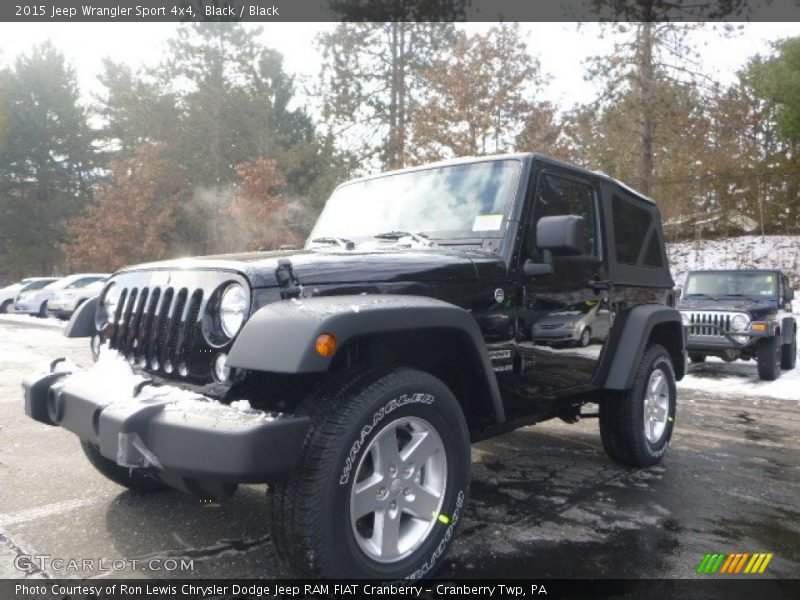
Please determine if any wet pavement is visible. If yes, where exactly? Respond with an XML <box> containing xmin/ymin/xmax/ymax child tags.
<box><xmin>1</xmin><ymin>319</ymin><xmax>798</xmax><ymax>580</ymax></box>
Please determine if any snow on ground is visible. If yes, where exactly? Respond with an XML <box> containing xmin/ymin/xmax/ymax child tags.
<box><xmin>679</xmin><ymin>355</ymin><xmax>800</xmax><ymax>403</ymax></box>
<box><xmin>0</xmin><ymin>313</ymin><xmax>66</xmax><ymax>329</ymax></box>
<box><xmin>667</xmin><ymin>235</ymin><xmax>800</xmax><ymax>287</ymax></box>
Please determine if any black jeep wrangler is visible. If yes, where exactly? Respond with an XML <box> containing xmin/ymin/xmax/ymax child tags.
<box><xmin>23</xmin><ymin>154</ymin><xmax>685</xmax><ymax>579</ymax></box>
<box><xmin>678</xmin><ymin>269</ymin><xmax>797</xmax><ymax>380</ymax></box>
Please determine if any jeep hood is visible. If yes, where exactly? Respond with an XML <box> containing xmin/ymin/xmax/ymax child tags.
<box><xmin>117</xmin><ymin>247</ymin><xmax>493</xmax><ymax>288</ymax></box>
<box><xmin>678</xmin><ymin>297</ymin><xmax>778</xmax><ymax>320</ymax></box>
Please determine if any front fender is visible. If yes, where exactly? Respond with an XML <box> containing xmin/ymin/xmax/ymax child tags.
<box><xmin>227</xmin><ymin>294</ymin><xmax>505</xmax><ymax>423</ymax></box>
<box><xmin>603</xmin><ymin>304</ymin><xmax>685</xmax><ymax>390</ymax></box>
<box><xmin>65</xmin><ymin>296</ymin><xmax>99</xmax><ymax>338</ymax></box>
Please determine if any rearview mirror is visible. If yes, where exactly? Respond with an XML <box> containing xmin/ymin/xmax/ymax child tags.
<box><xmin>536</xmin><ymin>215</ymin><xmax>586</xmax><ymax>256</ymax></box>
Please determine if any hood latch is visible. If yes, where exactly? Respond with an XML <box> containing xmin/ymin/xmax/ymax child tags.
<box><xmin>275</xmin><ymin>258</ymin><xmax>302</xmax><ymax>299</ymax></box>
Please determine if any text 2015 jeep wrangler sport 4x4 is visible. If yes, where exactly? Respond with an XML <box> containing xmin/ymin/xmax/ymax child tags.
<box><xmin>23</xmin><ymin>154</ymin><xmax>685</xmax><ymax>579</ymax></box>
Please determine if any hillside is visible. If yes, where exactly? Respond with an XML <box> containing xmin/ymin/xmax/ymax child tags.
<box><xmin>667</xmin><ymin>235</ymin><xmax>800</xmax><ymax>288</ymax></box>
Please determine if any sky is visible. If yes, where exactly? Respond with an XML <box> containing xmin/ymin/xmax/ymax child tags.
<box><xmin>0</xmin><ymin>22</ymin><xmax>799</xmax><ymax>113</ymax></box>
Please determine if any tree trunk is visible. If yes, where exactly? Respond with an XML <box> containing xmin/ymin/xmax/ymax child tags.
<box><xmin>396</xmin><ymin>22</ymin><xmax>407</xmax><ymax>168</ymax></box>
<box><xmin>638</xmin><ymin>22</ymin><xmax>655</xmax><ymax>196</ymax></box>
<box><xmin>387</xmin><ymin>23</ymin><xmax>399</xmax><ymax>168</ymax></box>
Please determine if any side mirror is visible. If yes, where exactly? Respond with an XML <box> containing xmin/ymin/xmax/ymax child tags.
<box><xmin>523</xmin><ymin>215</ymin><xmax>586</xmax><ymax>278</ymax></box>
<box><xmin>536</xmin><ymin>215</ymin><xmax>586</xmax><ymax>256</ymax></box>
<box><xmin>786</xmin><ymin>288</ymin><xmax>795</xmax><ymax>301</ymax></box>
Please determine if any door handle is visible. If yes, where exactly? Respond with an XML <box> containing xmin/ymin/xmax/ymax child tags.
<box><xmin>588</xmin><ymin>279</ymin><xmax>612</xmax><ymax>291</ymax></box>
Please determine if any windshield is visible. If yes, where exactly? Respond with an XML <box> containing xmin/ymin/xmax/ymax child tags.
<box><xmin>558</xmin><ymin>300</ymin><xmax>599</xmax><ymax>314</ymax></box>
<box><xmin>20</xmin><ymin>280</ymin><xmax>53</xmax><ymax>292</ymax></box>
<box><xmin>685</xmin><ymin>272</ymin><xmax>777</xmax><ymax>297</ymax></box>
<box><xmin>308</xmin><ymin>160</ymin><xmax>522</xmax><ymax>245</ymax></box>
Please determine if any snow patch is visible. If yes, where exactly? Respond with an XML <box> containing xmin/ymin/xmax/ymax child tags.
<box><xmin>679</xmin><ymin>355</ymin><xmax>800</xmax><ymax>402</ymax></box>
<box><xmin>667</xmin><ymin>235</ymin><xmax>800</xmax><ymax>288</ymax></box>
<box><xmin>0</xmin><ymin>313</ymin><xmax>65</xmax><ymax>329</ymax></box>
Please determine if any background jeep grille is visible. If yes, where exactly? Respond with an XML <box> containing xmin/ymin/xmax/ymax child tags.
<box><xmin>100</xmin><ymin>270</ymin><xmax>248</xmax><ymax>381</ymax></box>
<box><xmin>683</xmin><ymin>311</ymin><xmax>739</xmax><ymax>338</ymax></box>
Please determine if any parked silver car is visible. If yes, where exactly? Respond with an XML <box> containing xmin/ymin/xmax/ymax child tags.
<box><xmin>532</xmin><ymin>298</ymin><xmax>611</xmax><ymax>347</ymax></box>
<box><xmin>47</xmin><ymin>278</ymin><xmax>108</xmax><ymax>320</ymax></box>
<box><xmin>0</xmin><ymin>278</ymin><xmax>58</xmax><ymax>313</ymax></box>
<box><xmin>14</xmin><ymin>274</ymin><xmax>108</xmax><ymax>318</ymax></box>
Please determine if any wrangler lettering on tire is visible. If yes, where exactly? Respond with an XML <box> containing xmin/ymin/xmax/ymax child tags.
<box><xmin>269</xmin><ymin>367</ymin><xmax>470</xmax><ymax>579</ymax></box>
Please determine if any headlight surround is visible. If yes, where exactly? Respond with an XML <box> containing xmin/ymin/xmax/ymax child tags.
<box><xmin>219</xmin><ymin>283</ymin><xmax>248</xmax><ymax>338</ymax></box>
<box><xmin>730</xmin><ymin>314</ymin><xmax>749</xmax><ymax>331</ymax></box>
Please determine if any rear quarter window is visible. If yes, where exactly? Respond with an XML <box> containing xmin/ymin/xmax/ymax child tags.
<box><xmin>612</xmin><ymin>194</ymin><xmax>652</xmax><ymax>265</ymax></box>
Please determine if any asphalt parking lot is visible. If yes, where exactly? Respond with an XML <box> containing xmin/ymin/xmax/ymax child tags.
<box><xmin>1</xmin><ymin>318</ymin><xmax>798</xmax><ymax>580</ymax></box>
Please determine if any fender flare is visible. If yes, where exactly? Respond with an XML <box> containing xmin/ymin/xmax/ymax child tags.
<box><xmin>227</xmin><ymin>294</ymin><xmax>505</xmax><ymax>424</ymax></box>
<box><xmin>65</xmin><ymin>296</ymin><xmax>99</xmax><ymax>338</ymax></box>
<box><xmin>603</xmin><ymin>304</ymin><xmax>685</xmax><ymax>390</ymax></box>
<box><xmin>780</xmin><ymin>316</ymin><xmax>796</xmax><ymax>344</ymax></box>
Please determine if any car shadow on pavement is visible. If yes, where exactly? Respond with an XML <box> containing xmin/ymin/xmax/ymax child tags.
<box><xmin>103</xmin><ymin>484</ymin><xmax>285</xmax><ymax>577</ymax></box>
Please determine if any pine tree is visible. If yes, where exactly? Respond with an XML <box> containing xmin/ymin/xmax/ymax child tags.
<box><xmin>318</xmin><ymin>22</ymin><xmax>456</xmax><ymax>169</ymax></box>
<box><xmin>0</xmin><ymin>42</ymin><xmax>97</xmax><ymax>279</ymax></box>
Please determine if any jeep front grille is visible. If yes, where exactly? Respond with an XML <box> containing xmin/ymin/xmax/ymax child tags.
<box><xmin>108</xmin><ymin>285</ymin><xmax>202</xmax><ymax>371</ymax></box>
<box><xmin>100</xmin><ymin>270</ymin><xmax>248</xmax><ymax>381</ymax></box>
<box><xmin>683</xmin><ymin>311</ymin><xmax>737</xmax><ymax>338</ymax></box>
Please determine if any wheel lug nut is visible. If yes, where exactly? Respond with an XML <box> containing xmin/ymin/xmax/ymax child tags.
<box><xmin>403</xmin><ymin>488</ymin><xmax>410</xmax><ymax>496</ymax></box>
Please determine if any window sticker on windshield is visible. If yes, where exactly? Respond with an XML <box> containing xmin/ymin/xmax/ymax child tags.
<box><xmin>472</xmin><ymin>214</ymin><xmax>503</xmax><ymax>231</ymax></box>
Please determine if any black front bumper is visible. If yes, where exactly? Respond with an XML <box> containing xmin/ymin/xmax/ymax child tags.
<box><xmin>684</xmin><ymin>326</ymin><xmax>770</xmax><ymax>352</ymax></box>
<box><xmin>23</xmin><ymin>364</ymin><xmax>310</xmax><ymax>483</ymax></box>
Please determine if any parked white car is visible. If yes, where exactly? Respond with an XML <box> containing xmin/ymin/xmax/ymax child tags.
<box><xmin>47</xmin><ymin>278</ymin><xmax>108</xmax><ymax>320</ymax></box>
<box><xmin>0</xmin><ymin>278</ymin><xmax>58</xmax><ymax>313</ymax></box>
<box><xmin>14</xmin><ymin>274</ymin><xmax>108</xmax><ymax>318</ymax></box>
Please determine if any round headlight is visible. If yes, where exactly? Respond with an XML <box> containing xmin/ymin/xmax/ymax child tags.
<box><xmin>219</xmin><ymin>283</ymin><xmax>248</xmax><ymax>338</ymax></box>
<box><xmin>731</xmin><ymin>314</ymin><xmax>749</xmax><ymax>331</ymax></box>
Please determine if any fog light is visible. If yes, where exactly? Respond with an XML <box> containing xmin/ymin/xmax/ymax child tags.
<box><xmin>733</xmin><ymin>335</ymin><xmax>749</xmax><ymax>344</ymax></box>
<box><xmin>213</xmin><ymin>353</ymin><xmax>231</xmax><ymax>382</ymax></box>
<box><xmin>315</xmin><ymin>333</ymin><xmax>337</xmax><ymax>357</ymax></box>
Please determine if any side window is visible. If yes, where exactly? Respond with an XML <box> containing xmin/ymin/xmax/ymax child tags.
<box><xmin>612</xmin><ymin>194</ymin><xmax>652</xmax><ymax>265</ymax></box>
<box><xmin>642</xmin><ymin>234</ymin><xmax>664</xmax><ymax>268</ymax></box>
<box><xmin>531</xmin><ymin>173</ymin><xmax>598</xmax><ymax>259</ymax></box>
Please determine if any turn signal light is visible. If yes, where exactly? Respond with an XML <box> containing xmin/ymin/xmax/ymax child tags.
<box><xmin>315</xmin><ymin>333</ymin><xmax>337</xmax><ymax>357</ymax></box>
<box><xmin>750</xmin><ymin>323</ymin><xmax>767</xmax><ymax>331</ymax></box>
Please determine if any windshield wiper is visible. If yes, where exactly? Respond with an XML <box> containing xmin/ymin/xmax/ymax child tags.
<box><xmin>687</xmin><ymin>293</ymin><xmax>720</xmax><ymax>301</ymax></box>
<box><xmin>309</xmin><ymin>237</ymin><xmax>355</xmax><ymax>250</ymax></box>
<box><xmin>373</xmin><ymin>230</ymin><xmax>433</xmax><ymax>246</ymax></box>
